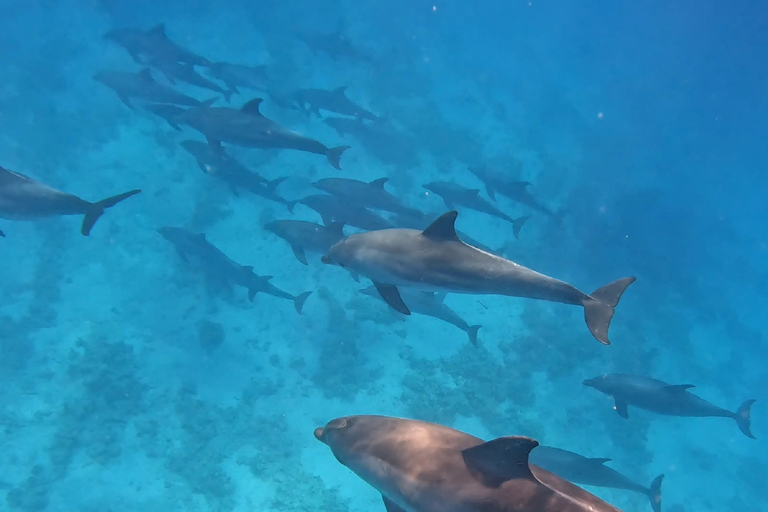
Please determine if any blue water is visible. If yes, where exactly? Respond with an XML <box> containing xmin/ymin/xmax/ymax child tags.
<box><xmin>0</xmin><ymin>1</ymin><xmax>765</xmax><ymax>511</ymax></box>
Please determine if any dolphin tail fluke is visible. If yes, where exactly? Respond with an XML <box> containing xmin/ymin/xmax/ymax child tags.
<box><xmin>512</xmin><ymin>215</ymin><xmax>530</xmax><ymax>239</ymax></box>
<box><xmin>326</xmin><ymin>145</ymin><xmax>351</xmax><ymax>170</ymax></box>
<box><xmin>647</xmin><ymin>474</ymin><xmax>664</xmax><ymax>512</ymax></box>
<box><xmin>0</xmin><ymin>229</ymin><xmax>4</xmax><ymax>237</ymax></box>
<box><xmin>735</xmin><ymin>399</ymin><xmax>756</xmax><ymax>439</ymax></box>
<box><xmin>582</xmin><ymin>277</ymin><xmax>636</xmax><ymax>344</ymax></box>
<box><xmin>82</xmin><ymin>189</ymin><xmax>142</xmax><ymax>236</ymax></box>
<box><xmin>467</xmin><ymin>325</ymin><xmax>481</xmax><ymax>346</ymax></box>
<box><xmin>293</xmin><ymin>291</ymin><xmax>312</xmax><ymax>314</ymax></box>
<box><xmin>286</xmin><ymin>200</ymin><xmax>298</xmax><ymax>214</ymax></box>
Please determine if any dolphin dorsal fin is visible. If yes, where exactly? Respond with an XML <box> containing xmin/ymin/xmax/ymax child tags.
<box><xmin>243</xmin><ymin>265</ymin><xmax>254</xmax><ymax>272</ymax></box>
<box><xmin>195</xmin><ymin>233</ymin><xmax>207</xmax><ymax>241</ymax></box>
<box><xmin>665</xmin><ymin>384</ymin><xmax>695</xmax><ymax>392</ymax></box>
<box><xmin>149</xmin><ymin>23</ymin><xmax>167</xmax><ymax>38</ymax></box>
<box><xmin>468</xmin><ymin>188</ymin><xmax>481</xmax><ymax>196</ymax></box>
<box><xmin>139</xmin><ymin>68</ymin><xmax>154</xmax><ymax>82</ymax></box>
<box><xmin>422</xmin><ymin>211</ymin><xmax>461</xmax><ymax>242</ymax></box>
<box><xmin>590</xmin><ymin>457</ymin><xmax>612</xmax><ymax>465</ymax></box>
<box><xmin>333</xmin><ymin>85</ymin><xmax>348</xmax><ymax>96</ymax></box>
<box><xmin>241</xmin><ymin>98</ymin><xmax>265</xmax><ymax>116</ymax></box>
<box><xmin>462</xmin><ymin>436</ymin><xmax>538</xmax><ymax>484</ymax></box>
<box><xmin>369</xmin><ymin>177</ymin><xmax>388</xmax><ymax>188</ymax></box>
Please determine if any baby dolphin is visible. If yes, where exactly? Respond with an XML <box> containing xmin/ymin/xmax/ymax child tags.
<box><xmin>360</xmin><ymin>285</ymin><xmax>481</xmax><ymax>345</ymax></box>
<box><xmin>0</xmin><ymin>166</ymin><xmax>140</xmax><ymax>236</ymax></box>
<box><xmin>158</xmin><ymin>227</ymin><xmax>311</xmax><ymax>313</ymax></box>
<box><xmin>530</xmin><ymin>446</ymin><xmax>663</xmax><ymax>512</ymax></box>
<box><xmin>314</xmin><ymin>415</ymin><xmax>623</xmax><ymax>512</ymax></box>
<box><xmin>323</xmin><ymin>211</ymin><xmax>634</xmax><ymax>344</ymax></box>
<box><xmin>264</xmin><ymin>220</ymin><xmax>346</xmax><ymax>265</ymax></box>
<box><xmin>583</xmin><ymin>373</ymin><xmax>756</xmax><ymax>438</ymax></box>
<box><xmin>424</xmin><ymin>181</ymin><xmax>529</xmax><ymax>239</ymax></box>
<box><xmin>294</xmin><ymin>86</ymin><xmax>378</xmax><ymax>120</ymax></box>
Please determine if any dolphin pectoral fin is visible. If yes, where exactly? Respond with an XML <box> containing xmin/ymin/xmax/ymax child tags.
<box><xmin>81</xmin><ymin>189</ymin><xmax>141</xmax><ymax>236</ymax></box>
<box><xmin>614</xmin><ymin>400</ymin><xmax>629</xmax><ymax>419</ymax></box>
<box><xmin>350</xmin><ymin>272</ymin><xmax>361</xmax><ymax>283</ymax></box>
<box><xmin>290</xmin><ymin>245</ymin><xmax>309</xmax><ymax>265</ymax></box>
<box><xmin>373</xmin><ymin>282</ymin><xmax>410</xmax><ymax>315</ymax></box>
<box><xmin>382</xmin><ymin>496</ymin><xmax>406</xmax><ymax>512</ymax></box>
<box><xmin>461</xmin><ymin>436</ymin><xmax>538</xmax><ymax>486</ymax></box>
<box><xmin>735</xmin><ymin>399</ymin><xmax>756</xmax><ymax>439</ymax></box>
<box><xmin>648</xmin><ymin>474</ymin><xmax>664</xmax><ymax>512</ymax></box>
<box><xmin>118</xmin><ymin>94</ymin><xmax>134</xmax><ymax>110</ymax></box>
<box><xmin>582</xmin><ymin>276</ymin><xmax>636</xmax><ymax>344</ymax></box>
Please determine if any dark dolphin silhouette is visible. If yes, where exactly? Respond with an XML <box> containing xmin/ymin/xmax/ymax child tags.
<box><xmin>104</xmin><ymin>23</ymin><xmax>212</xmax><ymax>66</ymax></box>
<box><xmin>264</xmin><ymin>220</ymin><xmax>346</xmax><ymax>265</ymax></box>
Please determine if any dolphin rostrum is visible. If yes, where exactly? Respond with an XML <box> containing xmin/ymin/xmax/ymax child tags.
<box><xmin>315</xmin><ymin>415</ymin><xmax>623</xmax><ymax>512</ymax></box>
<box><xmin>322</xmin><ymin>211</ymin><xmax>634</xmax><ymax>344</ymax></box>
<box><xmin>583</xmin><ymin>373</ymin><xmax>756</xmax><ymax>438</ymax></box>
<box><xmin>530</xmin><ymin>446</ymin><xmax>664</xmax><ymax>512</ymax></box>
<box><xmin>0</xmin><ymin>166</ymin><xmax>140</xmax><ymax>236</ymax></box>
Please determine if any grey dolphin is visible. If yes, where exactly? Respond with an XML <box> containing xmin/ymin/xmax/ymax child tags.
<box><xmin>264</xmin><ymin>220</ymin><xmax>346</xmax><ymax>265</ymax></box>
<box><xmin>103</xmin><ymin>23</ymin><xmax>212</xmax><ymax>67</ymax></box>
<box><xmin>158</xmin><ymin>227</ymin><xmax>311</xmax><ymax>313</ymax></box>
<box><xmin>360</xmin><ymin>285</ymin><xmax>481</xmax><ymax>345</ymax></box>
<box><xmin>93</xmin><ymin>68</ymin><xmax>211</xmax><ymax>109</ymax></box>
<box><xmin>206</xmin><ymin>62</ymin><xmax>269</xmax><ymax>93</ymax></box>
<box><xmin>323</xmin><ymin>117</ymin><xmax>420</xmax><ymax>168</ymax></box>
<box><xmin>179</xmin><ymin>140</ymin><xmax>294</xmax><ymax>210</ymax></box>
<box><xmin>296</xmin><ymin>30</ymin><xmax>373</xmax><ymax>62</ymax></box>
<box><xmin>583</xmin><ymin>374</ymin><xmax>756</xmax><ymax>438</ymax></box>
<box><xmin>294</xmin><ymin>86</ymin><xmax>378</xmax><ymax>120</ymax></box>
<box><xmin>314</xmin><ymin>415</ymin><xmax>623</xmax><ymax>512</ymax></box>
<box><xmin>170</xmin><ymin>98</ymin><xmax>350</xmax><ymax>169</ymax></box>
<box><xmin>322</xmin><ymin>211</ymin><xmax>634</xmax><ymax>344</ymax></box>
<box><xmin>297</xmin><ymin>194</ymin><xmax>393</xmax><ymax>231</ymax></box>
<box><xmin>149</xmin><ymin>59</ymin><xmax>234</xmax><ymax>102</ymax></box>
<box><xmin>468</xmin><ymin>164</ymin><xmax>560</xmax><ymax>219</ymax></box>
<box><xmin>530</xmin><ymin>446</ymin><xmax>663</xmax><ymax>512</ymax></box>
<box><xmin>424</xmin><ymin>181</ymin><xmax>529</xmax><ymax>239</ymax></box>
<box><xmin>0</xmin><ymin>166</ymin><xmax>140</xmax><ymax>236</ymax></box>
<box><xmin>312</xmin><ymin>177</ymin><xmax>421</xmax><ymax>217</ymax></box>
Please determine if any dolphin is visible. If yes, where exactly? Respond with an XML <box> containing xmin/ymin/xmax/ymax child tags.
<box><xmin>103</xmin><ymin>23</ymin><xmax>212</xmax><ymax>66</ymax></box>
<box><xmin>312</xmin><ymin>177</ymin><xmax>421</xmax><ymax>217</ymax></box>
<box><xmin>179</xmin><ymin>140</ymin><xmax>294</xmax><ymax>210</ymax></box>
<box><xmin>93</xmin><ymin>68</ymin><xmax>212</xmax><ymax>109</ymax></box>
<box><xmin>583</xmin><ymin>374</ymin><xmax>756</xmax><ymax>438</ymax></box>
<box><xmin>294</xmin><ymin>86</ymin><xmax>378</xmax><ymax>120</ymax></box>
<box><xmin>323</xmin><ymin>117</ymin><xmax>420</xmax><ymax>169</ymax></box>
<box><xmin>424</xmin><ymin>181</ymin><xmax>529</xmax><ymax>239</ymax></box>
<box><xmin>468</xmin><ymin>165</ymin><xmax>560</xmax><ymax>219</ymax></box>
<box><xmin>315</xmin><ymin>415</ymin><xmax>623</xmax><ymax>512</ymax></box>
<box><xmin>0</xmin><ymin>166</ymin><xmax>140</xmax><ymax>236</ymax></box>
<box><xmin>206</xmin><ymin>62</ymin><xmax>269</xmax><ymax>93</ymax></box>
<box><xmin>297</xmin><ymin>195</ymin><xmax>394</xmax><ymax>231</ymax></box>
<box><xmin>322</xmin><ymin>211</ymin><xmax>634</xmax><ymax>344</ymax></box>
<box><xmin>296</xmin><ymin>30</ymin><xmax>373</xmax><ymax>62</ymax></box>
<box><xmin>530</xmin><ymin>446</ymin><xmax>664</xmax><ymax>512</ymax></box>
<box><xmin>169</xmin><ymin>98</ymin><xmax>350</xmax><ymax>169</ymax></box>
<box><xmin>158</xmin><ymin>227</ymin><xmax>311</xmax><ymax>313</ymax></box>
<box><xmin>149</xmin><ymin>59</ymin><xmax>234</xmax><ymax>102</ymax></box>
<box><xmin>264</xmin><ymin>220</ymin><xmax>346</xmax><ymax>265</ymax></box>
<box><xmin>360</xmin><ymin>285</ymin><xmax>481</xmax><ymax>345</ymax></box>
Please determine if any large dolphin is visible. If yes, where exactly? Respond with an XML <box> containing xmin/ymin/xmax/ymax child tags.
<box><xmin>264</xmin><ymin>220</ymin><xmax>346</xmax><ymax>265</ymax></box>
<box><xmin>149</xmin><ymin>59</ymin><xmax>234</xmax><ymax>102</ymax></box>
<box><xmin>468</xmin><ymin>164</ymin><xmax>560</xmax><ymax>219</ymax></box>
<box><xmin>294</xmin><ymin>86</ymin><xmax>378</xmax><ymax>120</ymax></box>
<box><xmin>312</xmin><ymin>177</ymin><xmax>421</xmax><ymax>217</ymax></box>
<box><xmin>0</xmin><ymin>166</ymin><xmax>140</xmax><ymax>236</ymax></box>
<box><xmin>322</xmin><ymin>211</ymin><xmax>634</xmax><ymax>344</ymax></box>
<box><xmin>93</xmin><ymin>68</ymin><xmax>212</xmax><ymax>109</ymax></box>
<box><xmin>103</xmin><ymin>23</ymin><xmax>212</xmax><ymax>66</ymax></box>
<box><xmin>360</xmin><ymin>285</ymin><xmax>481</xmax><ymax>345</ymax></box>
<box><xmin>314</xmin><ymin>415</ymin><xmax>623</xmax><ymax>512</ymax></box>
<box><xmin>158</xmin><ymin>227</ymin><xmax>311</xmax><ymax>313</ymax></box>
<box><xmin>169</xmin><ymin>98</ymin><xmax>350</xmax><ymax>169</ymax></box>
<box><xmin>424</xmin><ymin>181</ymin><xmax>529</xmax><ymax>239</ymax></box>
<box><xmin>583</xmin><ymin>374</ymin><xmax>756</xmax><ymax>438</ymax></box>
<box><xmin>529</xmin><ymin>446</ymin><xmax>663</xmax><ymax>512</ymax></box>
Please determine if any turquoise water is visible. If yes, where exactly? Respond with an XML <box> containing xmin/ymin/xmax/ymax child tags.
<box><xmin>0</xmin><ymin>1</ymin><xmax>765</xmax><ymax>511</ymax></box>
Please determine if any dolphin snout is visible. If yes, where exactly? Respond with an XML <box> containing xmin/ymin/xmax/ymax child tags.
<box><xmin>314</xmin><ymin>427</ymin><xmax>327</xmax><ymax>443</ymax></box>
<box><xmin>321</xmin><ymin>254</ymin><xmax>333</xmax><ymax>264</ymax></box>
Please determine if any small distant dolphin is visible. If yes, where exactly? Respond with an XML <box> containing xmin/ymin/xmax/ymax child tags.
<box><xmin>0</xmin><ymin>166</ymin><xmax>140</xmax><ymax>236</ymax></box>
<box><xmin>312</xmin><ymin>177</ymin><xmax>421</xmax><ymax>217</ymax></box>
<box><xmin>298</xmin><ymin>195</ymin><xmax>394</xmax><ymax>231</ymax></box>
<box><xmin>169</xmin><ymin>98</ymin><xmax>350</xmax><ymax>169</ymax></box>
<box><xmin>469</xmin><ymin>164</ymin><xmax>560</xmax><ymax>219</ymax></box>
<box><xmin>423</xmin><ymin>181</ymin><xmax>529</xmax><ymax>239</ymax></box>
<box><xmin>103</xmin><ymin>23</ymin><xmax>212</xmax><ymax>67</ymax></box>
<box><xmin>296</xmin><ymin>30</ymin><xmax>373</xmax><ymax>62</ymax></box>
<box><xmin>158</xmin><ymin>227</ymin><xmax>311</xmax><ymax>313</ymax></box>
<box><xmin>323</xmin><ymin>117</ymin><xmax>420</xmax><ymax>169</ymax></box>
<box><xmin>206</xmin><ymin>62</ymin><xmax>269</xmax><ymax>94</ymax></box>
<box><xmin>360</xmin><ymin>285</ymin><xmax>481</xmax><ymax>345</ymax></box>
<box><xmin>530</xmin><ymin>446</ymin><xmax>663</xmax><ymax>512</ymax></box>
<box><xmin>264</xmin><ymin>220</ymin><xmax>346</xmax><ymax>265</ymax></box>
<box><xmin>322</xmin><ymin>211</ymin><xmax>634</xmax><ymax>344</ymax></box>
<box><xmin>583</xmin><ymin>374</ymin><xmax>756</xmax><ymax>438</ymax></box>
<box><xmin>315</xmin><ymin>415</ymin><xmax>623</xmax><ymax>512</ymax></box>
<box><xmin>93</xmin><ymin>68</ymin><xmax>212</xmax><ymax>109</ymax></box>
<box><xmin>149</xmin><ymin>59</ymin><xmax>234</xmax><ymax>102</ymax></box>
<box><xmin>294</xmin><ymin>86</ymin><xmax>378</xmax><ymax>120</ymax></box>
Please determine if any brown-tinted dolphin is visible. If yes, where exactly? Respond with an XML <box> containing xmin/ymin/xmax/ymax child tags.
<box><xmin>103</xmin><ymin>23</ymin><xmax>212</xmax><ymax>66</ymax></box>
<box><xmin>0</xmin><ymin>166</ymin><xmax>140</xmax><ymax>236</ymax></box>
<box><xmin>322</xmin><ymin>211</ymin><xmax>634</xmax><ymax>344</ymax></box>
<box><xmin>530</xmin><ymin>446</ymin><xmax>663</xmax><ymax>512</ymax></box>
<box><xmin>170</xmin><ymin>98</ymin><xmax>350</xmax><ymax>169</ymax></box>
<box><xmin>583</xmin><ymin>374</ymin><xmax>756</xmax><ymax>438</ymax></box>
<box><xmin>314</xmin><ymin>415</ymin><xmax>623</xmax><ymax>512</ymax></box>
